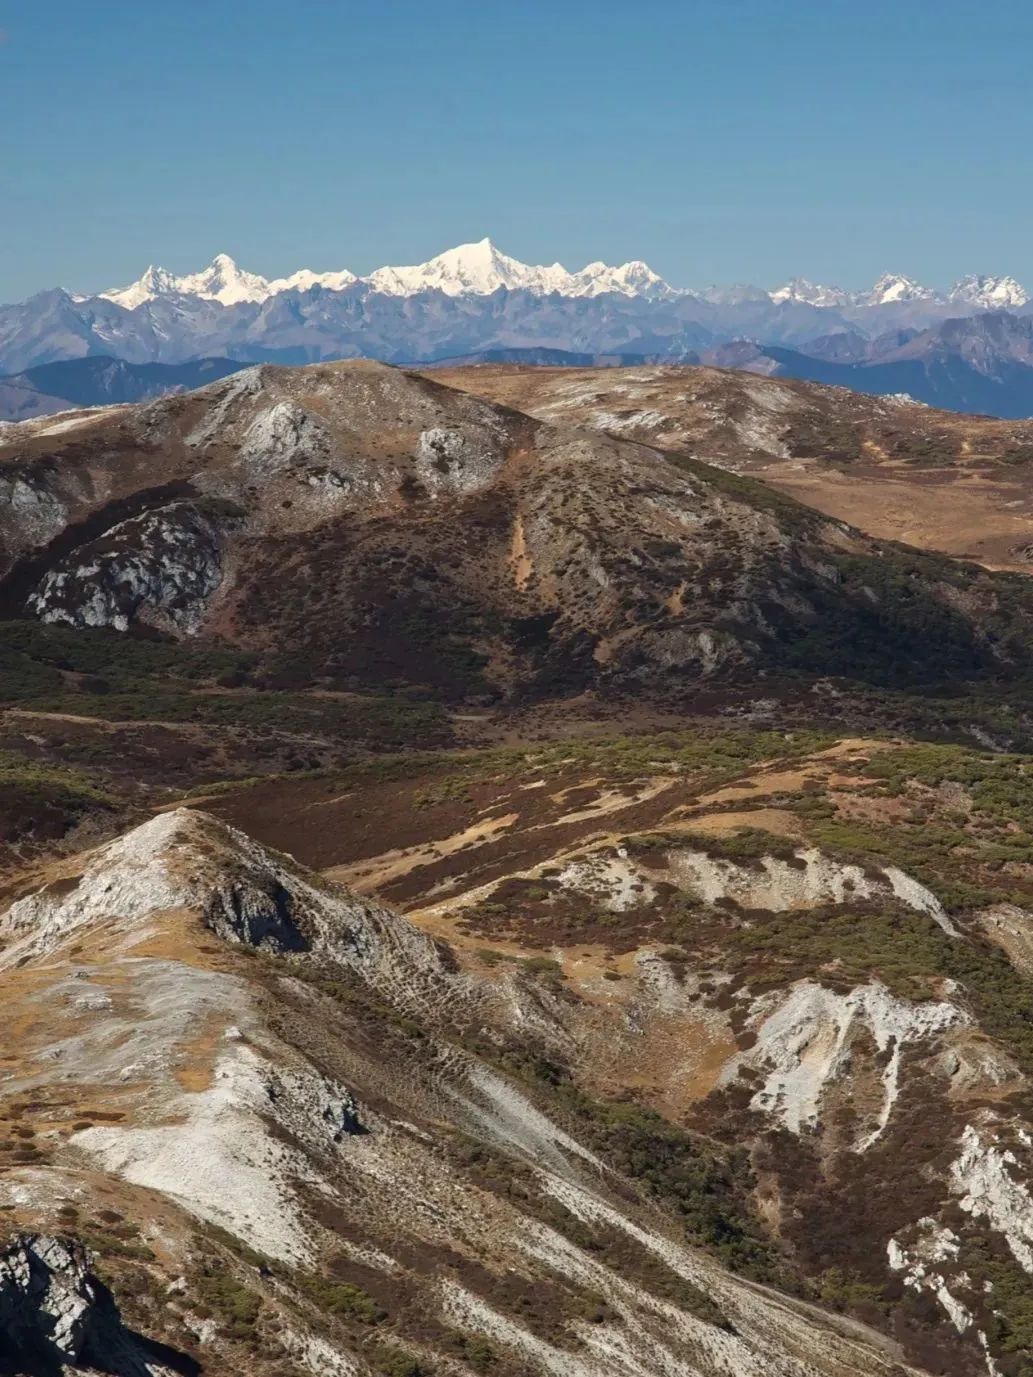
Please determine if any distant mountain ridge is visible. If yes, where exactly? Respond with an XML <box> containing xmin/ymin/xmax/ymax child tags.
<box><xmin>87</xmin><ymin>241</ymin><xmax>1031</xmax><ymax>313</ymax></box>
<box><xmin>699</xmin><ymin>313</ymin><xmax>1033</xmax><ymax>418</ymax></box>
<box><xmin>3</xmin><ymin>239</ymin><xmax>1033</xmax><ymax>416</ymax></box>
<box><xmin>0</xmin><ymin>356</ymin><xmax>246</xmax><ymax>421</ymax></box>
<box><xmin>97</xmin><ymin>239</ymin><xmax>678</xmax><ymax>308</ymax></box>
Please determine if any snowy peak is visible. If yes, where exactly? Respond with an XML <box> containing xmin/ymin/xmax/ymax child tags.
<box><xmin>362</xmin><ymin>237</ymin><xmax>675</xmax><ymax>298</ymax></box>
<box><xmin>89</xmin><ymin>246</ymin><xmax>1032</xmax><ymax>315</ymax></box>
<box><xmin>571</xmin><ymin>258</ymin><xmax>675</xmax><ymax>299</ymax></box>
<box><xmin>174</xmin><ymin>254</ymin><xmax>272</xmax><ymax>306</ymax></box>
<box><xmin>771</xmin><ymin>278</ymin><xmax>851</xmax><ymax>308</ymax></box>
<box><xmin>364</xmin><ymin>237</ymin><xmax>564</xmax><ymax>296</ymax></box>
<box><xmin>863</xmin><ymin>273</ymin><xmax>937</xmax><ymax>306</ymax></box>
<box><xmin>98</xmin><ymin>239</ymin><xmax>677</xmax><ymax>308</ymax></box>
<box><xmin>949</xmin><ymin>274</ymin><xmax>1029</xmax><ymax>310</ymax></box>
<box><xmin>772</xmin><ymin>271</ymin><xmax>1031</xmax><ymax>312</ymax></box>
<box><xmin>102</xmin><ymin>254</ymin><xmax>273</xmax><ymax>308</ymax></box>
<box><xmin>102</xmin><ymin>264</ymin><xmax>186</xmax><ymax>310</ymax></box>
<box><xmin>266</xmin><ymin>267</ymin><xmax>358</xmax><ymax>295</ymax></box>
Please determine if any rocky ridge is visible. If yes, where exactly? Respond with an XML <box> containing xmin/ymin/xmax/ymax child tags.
<box><xmin>0</xmin><ymin>797</ymin><xmax>943</xmax><ymax>1377</ymax></box>
<box><xmin>6</xmin><ymin>360</ymin><xmax>1033</xmax><ymax>703</ymax></box>
<box><xmin>3</xmin><ymin>730</ymin><xmax>1033</xmax><ymax>1373</ymax></box>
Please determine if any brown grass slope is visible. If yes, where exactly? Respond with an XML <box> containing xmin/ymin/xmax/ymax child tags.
<box><xmin>430</xmin><ymin>362</ymin><xmax>1033</xmax><ymax>571</ymax></box>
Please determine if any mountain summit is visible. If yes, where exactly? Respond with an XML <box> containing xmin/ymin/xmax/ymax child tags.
<box><xmin>99</xmin><ymin>239</ymin><xmax>678</xmax><ymax>308</ymax></box>
<box><xmin>103</xmin><ymin>253</ymin><xmax>272</xmax><ymax>308</ymax></box>
<box><xmin>98</xmin><ymin>246</ymin><xmax>1031</xmax><ymax>313</ymax></box>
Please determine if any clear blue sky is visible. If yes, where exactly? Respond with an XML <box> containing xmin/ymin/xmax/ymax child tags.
<box><xmin>2</xmin><ymin>0</ymin><xmax>1032</xmax><ymax>300</ymax></box>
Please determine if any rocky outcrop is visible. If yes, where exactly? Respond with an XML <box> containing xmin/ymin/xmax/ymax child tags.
<box><xmin>415</xmin><ymin>424</ymin><xmax>505</xmax><ymax>494</ymax></box>
<box><xmin>0</xmin><ymin>1233</ymin><xmax>182</xmax><ymax>1375</ymax></box>
<box><xmin>25</xmin><ymin>500</ymin><xmax>226</xmax><ymax>633</ymax></box>
<box><xmin>724</xmin><ymin>979</ymin><xmax>964</xmax><ymax>1145</ymax></box>
<box><xmin>0</xmin><ymin>1234</ymin><xmax>98</xmax><ymax>1366</ymax></box>
<box><xmin>0</xmin><ymin>809</ymin><xmax>460</xmax><ymax>1008</ymax></box>
<box><xmin>668</xmin><ymin>845</ymin><xmax>958</xmax><ymax>932</ymax></box>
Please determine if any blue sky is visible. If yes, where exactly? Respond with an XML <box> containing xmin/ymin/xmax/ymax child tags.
<box><xmin>2</xmin><ymin>0</ymin><xmax>1032</xmax><ymax>300</ymax></box>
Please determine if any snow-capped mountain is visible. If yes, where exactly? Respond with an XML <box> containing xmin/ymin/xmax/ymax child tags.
<box><xmin>861</xmin><ymin>272</ymin><xmax>937</xmax><ymax>306</ymax></box>
<box><xmin>5</xmin><ymin>244</ymin><xmax>1033</xmax><ymax>419</ymax></box>
<box><xmin>771</xmin><ymin>272</ymin><xmax>1032</xmax><ymax>312</ymax></box>
<box><xmin>771</xmin><ymin>274</ymin><xmax>938</xmax><ymax>309</ymax></box>
<box><xmin>93</xmin><ymin>244</ymin><xmax>1033</xmax><ymax>319</ymax></box>
<box><xmin>770</xmin><ymin>278</ymin><xmax>852</xmax><ymax>308</ymax></box>
<box><xmin>103</xmin><ymin>253</ymin><xmax>272</xmax><ymax>308</ymax></box>
<box><xmin>948</xmin><ymin>273</ymin><xmax>1029</xmax><ymax>310</ymax></box>
<box><xmin>365</xmin><ymin>238</ymin><xmax>574</xmax><ymax>296</ymax></box>
<box><xmin>100</xmin><ymin>239</ymin><xmax>678</xmax><ymax>308</ymax></box>
<box><xmin>101</xmin><ymin>255</ymin><xmax>356</xmax><ymax>308</ymax></box>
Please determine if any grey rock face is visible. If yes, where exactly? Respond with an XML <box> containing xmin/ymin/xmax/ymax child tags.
<box><xmin>0</xmin><ymin>1234</ymin><xmax>97</xmax><ymax>1363</ymax></box>
<box><xmin>0</xmin><ymin>1232</ymin><xmax>187</xmax><ymax>1375</ymax></box>
<box><xmin>415</xmin><ymin>425</ymin><xmax>505</xmax><ymax>495</ymax></box>
<box><xmin>204</xmin><ymin>876</ymin><xmax>311</xmax><ymax>953</ymax></box>
<box><xmin>26</xmin><ymin>500</ymin><xmax>227</xmax><ymax>633</ymax></box>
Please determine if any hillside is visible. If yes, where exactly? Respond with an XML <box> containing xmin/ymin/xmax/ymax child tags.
<box><xmin>431</xmin><ymin>362</ymin><xmax>1033</xmax><ymax>571</ymax></box>
<box><xmin>7</xmin><ymin>360</ymin><xmax>1033</xmax><ymax>698</ymax></box>
<box><xmin>4</xmin><ymin>728</ymin><xmax>1033</xmax><ymax>1375</ymax></box>
<box><xmin>3</xmin><ymin>361</ymin><xmax>1033</xmax><ymax>1375</ymax></box>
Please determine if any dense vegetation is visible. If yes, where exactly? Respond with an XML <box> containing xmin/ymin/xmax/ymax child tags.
<box><xmin>0</xmin><ymin>619</ymin><xmax>449</xmax><ymax>748</ymax></box>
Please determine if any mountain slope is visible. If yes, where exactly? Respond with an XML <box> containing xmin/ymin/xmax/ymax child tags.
<box><xmin>0</xmin><ymin>801</ymin><xmax>924</xmax><ymax>1377</ymax></box>
<box><xmin>5</xmin><ymin>728</ymin><xmax>1033</xmax><ymax>1374</ymax></box>
<box><xmin>431</xmin><ymin>361</ymin><xmax>1033</xmax><ymax>571</ymax></box>
<box><xmin>7</xmin><ymin>361</ymin><xmax>1033</xmax><ymax>705</ymax></box>
<box><xmin>5</xmin><ymin>357</ymin><xmax>1033</xmax><ymax>1375</ymax></box>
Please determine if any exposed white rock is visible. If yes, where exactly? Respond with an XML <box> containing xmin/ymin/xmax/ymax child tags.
<box><xmin>555</xmin><ymin>848</ymin><xmax>655</xmax><ymax>912</ymax></box>
<box><xmin>185</xmin><ymin>364</ymin><xmax>267</xmax><ymax>448</ymax></box>
<box><xmin>1</xmin><ymin>810</ymin><xmax>192</xmax><ymax>965</ymax></box>
<box><xmin>883</xmin><ymin>866</ymin><xmax>958</xmax><ymax>935</ymax></box>
<box><xmin>667</xmin><ymin>845</ymin><xmax>956</xmax><ymax>932</ymax></box>
<box><xmin>0</xmin><ymin>808</ymin><xmax>461</xmax><ymax>1010</ymax></box>
<box><xmin>415</xmin><ymin>425</ymin><xmax>504</xmax><ymax>494</ymax></box>
<box><xmin>26</xmin><ymin>501</ymin><xmax>224</xmax><ymax>634</ymax></box>
<box><xmin>669</xmin><ymin>846</ymin><xmax>869</xmax><ymax>909</ymax></box>
<box><xmin>887</xmin><ymin>1220</ymin><xmax>972</xmax><ymax>1334</ymax></box>
<box><xmin>536</xmin><ymin>1175</ymin><xmax>905</xmax><ymax>1377</ymax></box>
<box><xmin>951</xmin><ymin>1124</ymin><xmax>1033</xmax><ymax>1273</ymax></box>
<box><xmin>441</xmin><ymin>1276</ymin><xmax>757</xmax><ymax>1377</ymax></box>
<box><xmin>724</xmin><ymin>980</ymin><xmax>963</xmax><ymax>1143</ymax></box>
<box><xmin>281</xmin><ymin>1328</ymin><xmax>361</xmax><ymax>1376</ymax></box>
<box><xmin>239</xmin><ymin>399</ymin><xmax>332</xmax><ymax>477</ymax></box>
<box><xmin>453</xmin><ymin>1063</ymin><xmax>603</xmax><ymax>1176</ymax></box>
<box><xmin>0</xmin><ymin>473</ymin><xmax>69</xmax><ymax>551</ymax></box>
<box><xmin>73</xmin><ymin>1043</ymin><xmax>361</xmax><ymax>1263</ymax></box>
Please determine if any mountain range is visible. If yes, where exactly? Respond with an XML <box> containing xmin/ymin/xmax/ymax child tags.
<box><xmin>89</xmin><ymin>242</ymin><xmax>1029</xmax><ymax>314</ymax></box>
<box><xmin>6</xmin><ymin>359</ymin><xmax>1033</xmax><ymax>1374</ymax></box>
<box><xmin>6</xmin><ymin>240</ymin><xmax>1033</xmax><ymax>420</ymax></box>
